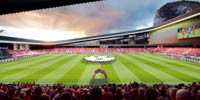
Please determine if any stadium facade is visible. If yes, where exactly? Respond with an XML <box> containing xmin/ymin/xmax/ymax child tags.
<box><xmin>0</xmin><ymin>1</ymin><xmax>200</xmax><ymax>50</ymax></box>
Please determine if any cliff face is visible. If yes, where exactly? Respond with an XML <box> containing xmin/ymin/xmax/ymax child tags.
<box><xmin>153</xmin><ymin>1</ymin><xmax>200</xmax><ymax>26</ymax></box>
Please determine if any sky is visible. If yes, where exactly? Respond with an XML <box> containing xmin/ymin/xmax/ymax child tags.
<box><xmin>0</xmin><ymin>0</ymin><xmax>198</xmax><ymax>41</ymax></box>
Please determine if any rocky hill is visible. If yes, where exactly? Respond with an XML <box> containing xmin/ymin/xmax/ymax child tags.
<box><xmin>154</xmin><ymin>1</ymin><xmax>200</xmax><ymax>26</ymax></box>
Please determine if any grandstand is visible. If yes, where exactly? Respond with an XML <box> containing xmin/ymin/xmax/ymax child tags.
<box><xmin>0</xmin><ymin>0</ymin><xmax>199</xmax><ymax>80</ymax></box>
<box><xmin>0</xmin><ymin>0</ymin><xmax>200</xmax><ymax>100</ymax></box>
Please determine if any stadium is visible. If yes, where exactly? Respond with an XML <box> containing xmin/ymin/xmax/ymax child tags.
<box><xmin>0</xmin><ymin>0</ymin><xmax>200</xmax><ymax>100</ymax></box>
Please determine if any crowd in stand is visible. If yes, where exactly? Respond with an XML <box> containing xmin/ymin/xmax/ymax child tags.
<box><xmin>0</xmin><ymin>47</ymin><xmax>199</xmax><ymax>63</ymax></box>
<box><xmin>0</xmin><ymin>82</ymin><xmax>200</xmax><ymax>100</ymax></box>
<box><xmin>5</xmin><ymin>48</ymin><xmax>200</xmax><ymax>56</ymax></box>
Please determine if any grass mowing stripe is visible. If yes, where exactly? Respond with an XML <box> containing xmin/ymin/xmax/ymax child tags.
<box><xmin>112</xmin><ymin>58</ymin><xmax>140</xmax><ymax>84</ymax></box>
<box><xmin>36</xmin><ymin>54</ymin><xmax>83</xmax><ymax>84</ymax></box>
<box><xmin>58</xmin><ymin>55</ymin><xmax>88</xmax><ymax>84</ymax></box>
<box><xmin>130</xmin><ymin>54</ymin><xmax>190</xmax><ymax>83</ymax></box>
<box><xmin>0</xmin><ymin>55</ymin><xmax>61</xmax><ymax>78</ymax></box>
<box><xmin>91</xmin><ymin>54</ymin><xmax>113</xmax><ymax>79</ymax></box>
<box><xmin>0</xmin><ymin>54</ymin><xmax>50</xmax><ymax>67</ymax></box>
<box><xmin>123</xmin><ymin>54</ymin><xmax>170</xmax><ymax>83</ymax></box>
<box><xmin>145</xmin><ymin>54</ymin><xmax>200</xmax><ymax>73</ymax></box>
<box><xmin>1</xmin><ymin>53</ymin><xmax>198</xmax><ymax>85</ymax></box>
<box><xmin>115</xmin><ymin>54</ymin><xmax>161</xmax><ymax>83</ymax></box>
<box><xmin>15</xmin><ymin>54</ymin><xmax>77</xmax><ymax>83</ymax></box>
<box><xmin>148</xmin><ymin>54</ymin><xmax>200</xmax><ymax>69</ymax></box>
<box><xmin>137</xmin><ymin>54</ymin><xmax>199</xmax><ymax>83</ymax></box>
<box><xmin>150</xmin><ymin>54</ymin><xmax>200</xmax><ymax>66</ymax></box>
<box><xmin>4</xmin><ymin>55</ymin><xmax>58</xmax><ymax>70</ymax></box>
<box><xmin>0</xmin><ymin>54</ymin><xmax>51</xmax><ymax>69</ymax></box>
<box><xmin>84</xmin><ymin>53</ymin><xmax>103</xmax><ymax>79</ymax></box>
<box><xmin>143</xmin><ymin>54</ymin><xmax>200</xmax><ymax>80</ymax></box>
<box><xmin>78</xmin><ymin>62</ymin><xmax>100</xmax><ymax>85</ymax></box>
<box><xmin>100</xmin><ymin>61</ymin><xmax>121</xmax><ymax>84</ymax></box>
<box><xmin>0</xmin><ymin>54</ymin><xmax>66</xmax><ymax>83</ymax></box>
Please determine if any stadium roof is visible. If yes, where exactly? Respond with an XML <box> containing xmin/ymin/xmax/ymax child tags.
<box><xmin>53</xmin><ymin>27</ymin><xmax>153</xmax><ymax>45</ymax></box>
<box><xmin>0</xmin><ymin>0</ymin><xmax>102</xmax><ymax>15</ymax></box>
<box><xmin>0</xmin><ymin>35</ymin><xmax>46</xmax><ymax>45</ymax></box>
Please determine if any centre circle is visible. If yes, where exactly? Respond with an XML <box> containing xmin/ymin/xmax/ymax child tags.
<box><xmin>84</xmin><ymin>56</ymin><xmax>115</xmax><ymax>63</ymax></box>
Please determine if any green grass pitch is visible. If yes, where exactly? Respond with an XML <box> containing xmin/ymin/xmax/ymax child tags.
<box><xmin>0</xmin><ymin>54</ymin><xmax>200</xmax><ymax>85</ymax></box>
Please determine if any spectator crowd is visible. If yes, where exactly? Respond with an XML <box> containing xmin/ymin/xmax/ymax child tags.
<box><xmin>0</xmin><ymin>82</ymin><xmax>200</xmax><ymax>100</ymax></box>
<box><xmin>5</xmin><ymin>48</ymin><xmax>200</xmax><ymax>57</ymax></box>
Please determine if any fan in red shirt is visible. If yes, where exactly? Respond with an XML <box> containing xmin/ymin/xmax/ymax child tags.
<box><xmin>101</xmin><ymin>86</ymin><xmax>113</xmax><ymax>100</ymax></box>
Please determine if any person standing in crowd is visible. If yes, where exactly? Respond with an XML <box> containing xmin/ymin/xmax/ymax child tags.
<box><xmin>101</xmin><ymin>86</ymin><xmax>113</xmax><ymax>100</ymax></box>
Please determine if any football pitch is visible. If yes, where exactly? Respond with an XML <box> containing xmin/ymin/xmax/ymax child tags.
<box><xmin>0</xmin><ymin>54</ymin><xmax>200</xmax><ymax>85</ymax></box>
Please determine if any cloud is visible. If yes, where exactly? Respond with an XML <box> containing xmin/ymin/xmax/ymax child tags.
<box><xmin>1</xmin><ymin>0</ymin><xmax>198</xmax><ymax>41</ymax></box>
<box><xmin>0</xmin><ymin>1</ymin><xmax>124</xmax><ymax>39</ymax></box>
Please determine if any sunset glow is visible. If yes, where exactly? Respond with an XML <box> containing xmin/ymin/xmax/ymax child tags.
<box><xmin>0</xmin><ymin>0</ymin><xmax>193</xmax><ymax>41</ymax></box>
<box><xmin>0</xmin><ymin>26</ymin><xmax>86</xmax><ymax>41</ymax></box>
